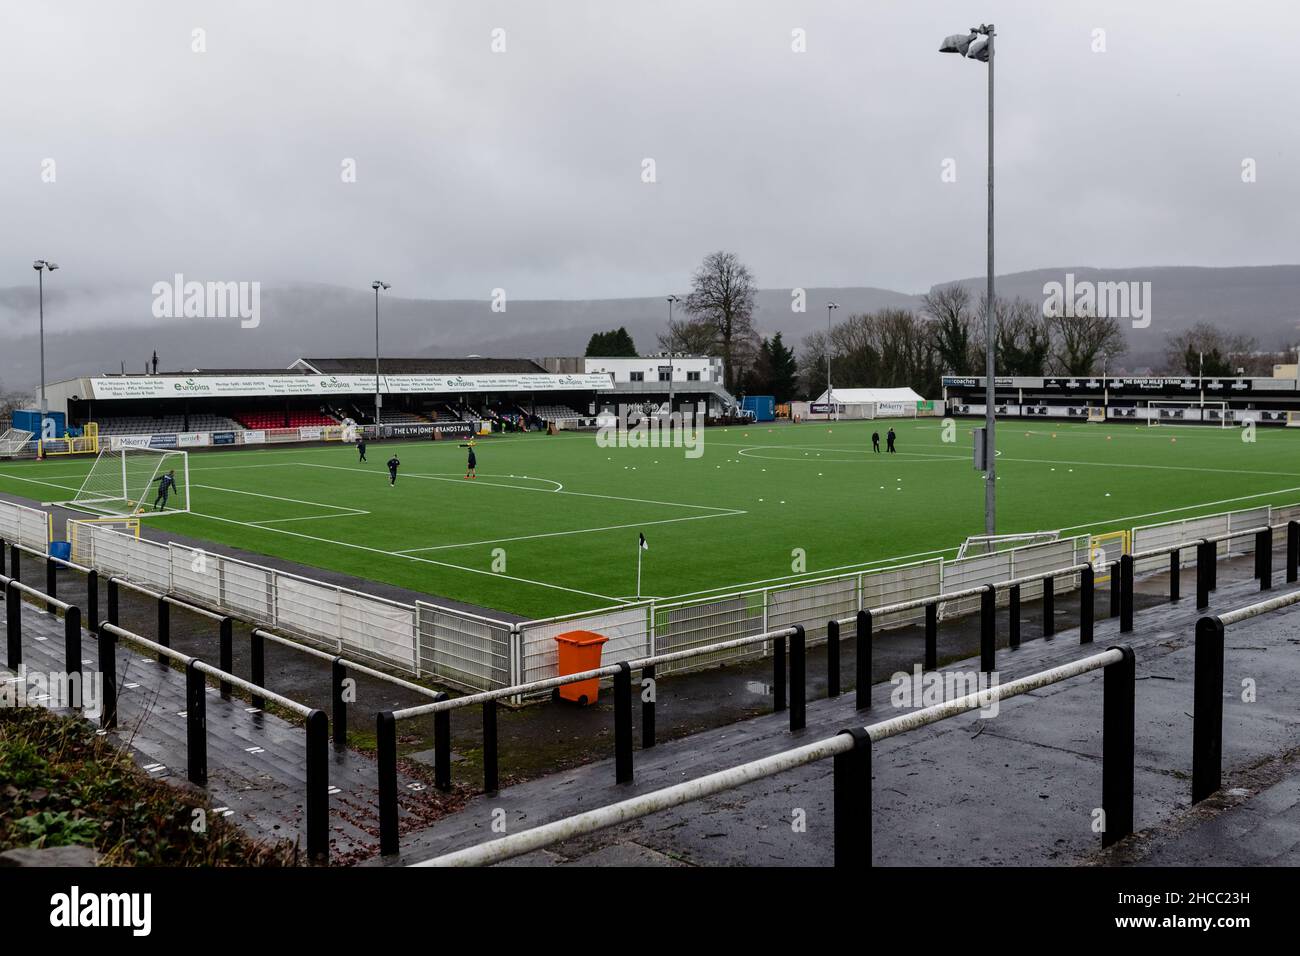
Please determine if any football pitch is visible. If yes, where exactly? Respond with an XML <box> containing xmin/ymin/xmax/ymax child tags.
<box><xmin>2</xmin><ymin>418</ymin><xmax>1299</xmax><ymax>619</ymax></box>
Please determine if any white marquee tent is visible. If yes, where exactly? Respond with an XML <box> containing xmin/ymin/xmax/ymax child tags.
<box><xmin>811</xmin><ymin>387</ymin><xmax>925</xmax><ymax>406</ymax></box>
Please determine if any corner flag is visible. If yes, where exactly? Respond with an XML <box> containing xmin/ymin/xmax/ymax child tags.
<box><xmin>639</xmin><ymin>533</ymin><xmax>648</xmax><ymax>551</ymax></box>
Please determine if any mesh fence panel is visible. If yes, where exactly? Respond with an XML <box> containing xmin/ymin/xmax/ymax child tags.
<box><xmin>520</xmin><ymin>604</ymin><xmax>652</xmax><ymax>685</ymax></box>
<box><xmin>339</xmin><ymin>590</ymin><xmax>417</xmax><ymax>671</ymax></box>
<box><xmin>653</xmin><ymin>594</ymin><xmax>765</xmax><ymax>675</ymax></box>
<box><xmin>89</xmin><ymin>525</ymin><xmax>171</xmax><ymax>591</ymax></box>
<box><xmin>418</xmin><ymin>603</ymin><xmax>512</xmax><ymax>691</ymax></box>
<box><xmin>767</xmin><ymin>576</ymin><xmax>858</xmax><ymax>645</ymax></box>
<box><xmin>274</xmin><ymin>575</ymin><xmax>344</xmax><ymax>648</ymax></box>
<box><xmin>0</xmin><ymin>500</ymin><xmax>49</xmax><ymax>550</ymax></box>
<box><xmin>1007</xmin><ymin>537</ymin><xmax>1086</xmax><ymax>601</ymax></box>
<box><xmin>939</xmin><ymin>550</ymin><xmax>1012</xmax><ymax>618</ymax></box>
<box><xmin>1225</xmin><ymin>507</ymin><xmax>1271</xmax><ymax>558</ymax></box>
<box><xmin>1272</xmin><ymin>504</ymin><xmax>1300</xmax><ymax>525</ymax></box>
<box><xmin>218</xmin><ymin>557</ymin><xmax>275</xmax><ymax>621</ymax></box>
<box><xmin>1131</xmin><ymin>509</ymin><xmax>1267</xmax><ymax>571</ymax></box>
<box><xmin>169</xmin><ymin>544</ymin><xmax>223</xmax><ymax>606</ymax></box>
<box><xmin>863</xmin><ymin>559</ymin><xmax>942</xmax><ymax>628</ymax></box>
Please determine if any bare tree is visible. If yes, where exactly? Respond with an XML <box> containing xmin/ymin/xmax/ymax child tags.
<box><xmin>994</xmin><ymin>297</ymin><xmax>1052</xmax><ymax>376</ymax></box>
<box><xmin>0</xmin><ymin>383</ymin><xmax>29</xmax><ymax>430</ymax></box>
<box><xmin>683</xmin><ymin>251</ymin><xmax>758</xmax><ymax>391</ymax></box>
<box><xmin>657</xmin><ymin>317</ymin><xmax>719</xmax><ymax>355</ymax></box>
<box><xmin>799</xmin><ymin>309</ymin><xmax>941</xmax><ymax>398</ymax></box>
<box><xmin>1048</xmin><ymin>311</ymin><xmax>1126</xmax><ymax>375</ymax></box>
<box><xmin>1162</xmin><ymin>323</ymin><xmax>1257</xmax><ymax>376</ymax></box>
<box><xmin>921</xmin><ymin>284</ymin><xmax>977</xmax><ymax>374</ymax></box>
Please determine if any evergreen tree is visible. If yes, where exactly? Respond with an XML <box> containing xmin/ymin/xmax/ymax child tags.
<box><xmin>585</xmin><ymin>326</ymin><xmax>638</xmax><ymax>356</ymax></box>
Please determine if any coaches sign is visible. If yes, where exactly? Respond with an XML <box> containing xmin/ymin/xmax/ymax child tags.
<box><xmin>89</xmin><ymin>372</ymin><xmax>613</xmax><ymax>400</ymax></box>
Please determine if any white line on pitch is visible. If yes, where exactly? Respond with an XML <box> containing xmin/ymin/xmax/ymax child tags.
<box><xmin>191</xmin><ymin>483</ymin><xmax>368</xmax><ymax>512</ymax></box>
<box><xmin>184</xmin><ymin>510</ymin><xmax>628</xmax><ymax>604</ymax></box>
<box><xmin>250</xmin><ymin>511</ymin><xmax>372</xmax><ymax>526</ymax></box>
<box><xmin>396</xmin><ymin>510</ymin><xmax>747</xmax><ymax>554</ymax></box>
<box><xmin>1049</xmin><ymin>485</ymin><xmax>1300</xmax><ymax>534</ymax></box>
<box><xmin>297</xmin><ymin>462</ymin><xmax>740</xmax><ymax>513</ymax></box>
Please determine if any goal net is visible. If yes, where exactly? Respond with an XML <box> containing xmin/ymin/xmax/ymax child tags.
<box><xmin>60</xmin><ymin>448</ymin><xmax>190</xmax><ymax>516</ymax></box>
<box><xmin>0</xmin><ymin>428</ymin><xmax>36</xmax><ymax>458</ymax></box>
<box><xmin>957</xmin><ymin>530</ymin><xmax>1060</xmax><ymax>560</ymax></box>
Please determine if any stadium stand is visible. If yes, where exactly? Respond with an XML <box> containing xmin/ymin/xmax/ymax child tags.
<box><xmin>533</xmin><ymin>404</ymin><xmax>584</xmax><ymax>423</ymax></box>
<box><xmin>97</xmin><ymin>413</ymin><xmax>243</xmax><ymax>436</ymax></box>
<box><xmin>294</xmin><ymin>356</ymin><xmax>549</xmax><ymax>375</ymax></box>
<box><xmin>233</xmin><ymin>409</ymin><xmax>338</xmax><ymax>429</ymax></box>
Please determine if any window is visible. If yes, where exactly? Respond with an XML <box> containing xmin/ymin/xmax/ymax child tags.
<box><xmin>658</xmin><ymin>370</ymin><xmax>671</xmax><ymax>382</ymax></box>
<box><xmin>630</xmin><ymin>371</ymin><xmax>645</xmax><ymax>382</ymax></box>
<box><xmin>687</xmin><ymin>371</ymin><xmax>701</xmax><ymax>382</ymax></box>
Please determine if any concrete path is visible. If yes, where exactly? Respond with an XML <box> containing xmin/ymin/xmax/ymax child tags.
<box><xmin>377</xmin><ymin>569</ymin><xmax>1300</xmax><ymax>866</ymax></box>
<box><xmin>0</xmin><ymin>597</ymin><xmax>462</xmax><ymax>864</ymax></box>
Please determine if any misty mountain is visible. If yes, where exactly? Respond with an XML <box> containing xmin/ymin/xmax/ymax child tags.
<box><xmin>2</xmin><ymin>266</ymin><xmax>1298</xmax><ymax>393</ymax></box>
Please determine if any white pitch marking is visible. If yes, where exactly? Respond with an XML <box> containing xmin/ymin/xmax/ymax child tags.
<box><xmin>183</xmin><ymin>510</ymin><xmax>629</xmax><ymax>604</ymax></box>
<box><xmin>192</xmin><ymin>483</ymin><xmax>369</xmax><ymax>514</ymax></box>
<box><xmin>396</xmin><ymin>510</ymin><xmax>745</xmax><ymax>554</ymax></box>
<box><xmin>298</xmin><ymin>462</ymin><xmax>735</xmax><ymax>512</ymax></box>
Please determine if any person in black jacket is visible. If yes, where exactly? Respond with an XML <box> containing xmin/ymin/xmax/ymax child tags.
<box><xmin>357</xmin><ymin>438</ymin><xmax>367</xmax><ymax>462</ymax></box>
<box><xmin>886</xmin><ymin>427</ymin><xmax>897</xmax><ymax>453</ymax></box>
<box><xmin>387</xmin><ymin>455</ymin><xmax>400</xmax><ymax>486</ymax></box>
<box><xmin>153</xmin><ymin>470</ymin><xmax>178</xmax><ymax>510</ymax></box>
<box><xmin>871</xmin><ymin>431</ymin><xmax>881</xmax><ymax>453</ymax></box>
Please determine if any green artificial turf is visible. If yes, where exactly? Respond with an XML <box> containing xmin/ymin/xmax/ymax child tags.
<box><xmin>2</xmin><ymin>418</ymin><xmax>1297</xmax><ymax>619</ymax></box>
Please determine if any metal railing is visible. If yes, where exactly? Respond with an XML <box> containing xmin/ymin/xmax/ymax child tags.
<box><xmin>375</xmin><ymin>623</ymin><xmax>802</xmax><ymax>854</ymax></box>
<box><xmin>1</xmin><ymin>573</ymin><xmax>83</xmax><ymax>675</ymax></box>
<box><xmin>98</xmin><ymin>621</ymin><xmax>331</xmax><ymax>862</ymax></box>
<box><xmin>825</xmin><ymin>562</ymin><xmax>1095</xmax><ymax>710</ymax></box>
<box><xmin>413</xmin><ymin>646</ymin><xmax>1136</xmax><ymax>867</ymax></box>
<box><xmin>1190</xmin><ymin>581</ymin><xmax>1300</xmax><ymax>805</ymax></box>
<box><xmin>375</xmin><ymin>525</ymin><xmax>1300</xmax><ymax>856</ymax></box>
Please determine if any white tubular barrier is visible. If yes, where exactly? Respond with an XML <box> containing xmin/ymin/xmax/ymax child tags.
<box><xmin>395</xmin><ymin>625</ymin><xmax>800</xmax><ymax>720</ymax></box>
<box><xmin>251</xmin><ymin>628</ymin><xmax>444</xmax><ymax>700</ymax></box>
<box><xmin>1217</xmin><ymin>589</ymin><xmax>1300</xmax><ymax>627</ymax></box>
<box><xmin>191</xmin><ymin>661</ymin><xmax>313</xmax><ymax>718</ymax></box>
<box><xmin>102</xmin><ymin>623</ymin><xmax>311</xmax><ymax>716</ymax></box>
<box><xmin>835</xmin><ymin>584</ymin><xmax>988</xmax><ymax>626</ymax></box>
<box><xmin>415</xmin><ymin>647</ymin><xmax>1124</xmax><ymax>867</ymax></box>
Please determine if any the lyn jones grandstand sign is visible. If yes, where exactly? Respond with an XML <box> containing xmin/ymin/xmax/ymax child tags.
<box><xmin>88</xmin><ymin>373</ymin><xmax>614</xmax><ymax>400</ymax></box>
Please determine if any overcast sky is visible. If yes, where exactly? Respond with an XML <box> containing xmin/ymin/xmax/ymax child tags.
<box><xmin>3</xmin><ymin>0</ymin><xmax>1297</xmax><ymax>308</ymax></box>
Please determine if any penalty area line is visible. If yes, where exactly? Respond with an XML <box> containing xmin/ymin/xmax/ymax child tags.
<box><xmin>182</xmin><ymin>510</ymin><xmax>629</xmax><ymax>604</ymax></box>
<box><xmin>395</xmin><ymin>509</ymin><xmax>747</xmax><ymax>554</ymax></box>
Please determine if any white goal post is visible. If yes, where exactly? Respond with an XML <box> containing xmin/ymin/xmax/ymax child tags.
<box><xmin>1146</xmin><ymin>400</ymin><xmax>1230</xmax><ymax>427</ymax></box>
<box><xmin>957</xmin><ymin>530</ymin><xmax>1060</xmax><ymax>559</ymax></box>
<box><xmin>57</xmin><ymin>447</ymin><xmax>191</xmax><ymax>516</ymax></box>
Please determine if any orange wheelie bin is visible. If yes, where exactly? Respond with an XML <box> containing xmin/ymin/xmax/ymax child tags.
<box><xmin>554</xmin><ymin>630</ymin><xmax>609</xmax><ymax>705</ymax></box>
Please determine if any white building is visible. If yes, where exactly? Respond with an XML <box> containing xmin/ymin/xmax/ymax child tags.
<box><xmin>582</xmin><ymin>355</ymin><xmax>722</xmax><ymax>385</ymax></box>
